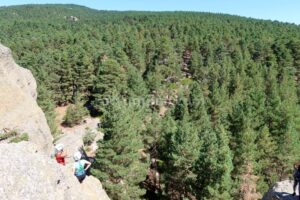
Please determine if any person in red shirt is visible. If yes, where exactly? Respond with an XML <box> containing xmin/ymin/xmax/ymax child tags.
<box><xmin>55</xmin><ymin>144</ymin><xmax>68</xmax><ymax>165</ymax></box>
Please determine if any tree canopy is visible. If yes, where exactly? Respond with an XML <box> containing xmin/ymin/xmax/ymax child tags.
<box><xmin>1</xmin><ymin>4</ymin><xmax>300</xmax><ymax>199</ymax></box>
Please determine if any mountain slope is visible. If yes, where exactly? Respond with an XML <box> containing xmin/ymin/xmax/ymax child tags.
<box><xmin>1</xmin><ymin>5</ymin><xmax>300</xmax><ymax>199</ymax></box>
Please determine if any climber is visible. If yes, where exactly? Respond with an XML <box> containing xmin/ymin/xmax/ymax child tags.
<box><xmin>293</xmin><ymin>163</ymin><xmax>300</xmax><ymax>196</ymax></box>
<box><xmin>73</xmin><ymin>151</ymin><xmax>91</xmax><ymax>183</ymax></box>
<box><xmin>78</xmin><ymin>146</ymin><xmax>95</xmax><ymax>176</ymax></box>
<box><xmin>54</xmin><ymin>143</ymin><xmax>68</xmax><ymax>165</ymax></box>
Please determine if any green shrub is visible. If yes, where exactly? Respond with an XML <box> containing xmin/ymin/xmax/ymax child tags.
<box><xmin>0</xmin><ymin>130</ymin><xmax>18</xmax><ymax>141</ymax></box>
<box><xmin>9</xmin><ymin>133</ymin><xmax>29</xmax><ymax>143</ymax></box>
<box><xmin>167</xmin><ymin>82</ymin><xmax>178</xmax><ymax>90</ymax></box>
<box><xmin>63</xmin><ymin>103</ymin><xmax>88</xmax><ymax>127</ymax></box>
<box><xmin>84</xmin><ymin>146</ymin><xmax>92</xmax><ymax>152</ymax></box>
<box><xmin>83</xmin><ymin>128</ymin><xmax>96</xmax><ymax>146</ymax></box>
<box><xmin>180</xmin><ymin>78</ymin><xmax>193</xmax><ymax>85</ymax></box>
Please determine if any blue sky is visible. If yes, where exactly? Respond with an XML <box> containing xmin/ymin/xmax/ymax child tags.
<box><xmin>1</xmin><ymin>0</ymin><xmax>300</xmax><ymax>24</ymax></box>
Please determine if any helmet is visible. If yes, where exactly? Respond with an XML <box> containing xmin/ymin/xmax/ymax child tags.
<box><xmin>55</xmin><ymin>144</ymin><xmax>64</xmax><ymax>152</ymax></box>
<box><xmin>73</xmin><ymin>151</ymin><xmax>82</xmax><ymax>161</ymax></box>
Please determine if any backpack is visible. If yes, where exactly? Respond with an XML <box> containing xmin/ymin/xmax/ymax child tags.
<box><xmin>75</xmin><ymin>160</ymin><xmax>85</xmax><ymax>176</ymax></box>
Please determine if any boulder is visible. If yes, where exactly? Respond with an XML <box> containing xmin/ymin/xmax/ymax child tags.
<box><xmin>263</xmin><ymin>180</ymin><xmax>299</xmax><ymax>200</ymax></box>
<box><xmin>0</xmin><ymin>43</ymin><xmax>52</xmax><ymax>153</ymax></box>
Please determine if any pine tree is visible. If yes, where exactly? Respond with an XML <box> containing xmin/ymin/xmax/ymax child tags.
<box><xmin>127</xmin><ymin>64</ymin><xmax>148</xmax><ymax>97</ymax></box>
<box><xmin>190</xmin><ymin>50</ymin><xmax>205</xmax><ymax>80</ymax></box>
<box><xmin>208</xmin><ymin>80</ymin><xmax>230</xmax><ymax>128</ymax></box>
<box><xmin>173</xmin><ymin>92</ymin><xmax>189</xmax><ymax>121</ymax></box>
<box><xmin>158</xmin><ymin>114</ymin><xmax>200</xmax><ymax>199</ymax></box>
<box><xmin>52</xmin><ymin>50</ymin><xmax>74</xmax><ymax>104</ymax></box>
<box><xmin>229</xmin><ymin>96</ymin><xmax>262</xmax><ymax>199</ymax></box>
<box><xmin>265</xmin><ymin>66</ymin><xmax>282</xmax><ymax>137</ymax></box>
<box><xmin>145</xmin><ymin>66</ymin><xmax>164</xmax><ymax>92</ymax></box>
<box><xmin>256</xmin><ymin>126</ymin><xmax>276</xmax><ymax>192</ymax></box>
<box><xmin>194</xmin><ymin>126</ymin><xmax>233</xmax><ymax>200</ymax></box>
<box><xmin>188</xmin><ymin>82</ymin><xmax>233</xmax><ymax>199</ymax></box>
<box><xmin>287</xmin><ymin>39</ymin><xmax>300</xmax><ymax>100</ymax></box>
<box><xmin>72</xmin><ymin>48</ymin><xmax>95</xmax><ymax>101</ymax></box>
<box><xmin>214</xmin><ymin>126</ymin><xmax>234</xmax><ymax>199</ymax></box>
<box><xmin>92</xmin><ymin>100</ymin><xmax>148</xmax><ymax>200</ymax></box>
<box><xmin>92</xmin><ymin>59</ymin><xmax>127</xmax><ymax>112</ymax></box>
<box><xmin>194</xmin><ymin>129</ymin><xmax>219</xmax><ymax>199</ymax></box>
<box><xmin>157</xmin><ymin>36</ymin><xmax>181</xmax><ymax>78</ymax></box>
<box><xmin>274</xmin><ymin>68</ymin><xmax>300</xmax><ymax>178</ymax></box>
<box><xmin>124</xmin><ymin>34</ymin><xmax>146</xmax><ymax>72</ymax></box>
<box><xmin>235</xmin><ymin>122</ymin><xmax>261</xmax><ymax>200</ymax></box>
<box><xmin>188</xmin><ymin>81</ymin><xmax>208</xmax><ymax>123</ymax></box>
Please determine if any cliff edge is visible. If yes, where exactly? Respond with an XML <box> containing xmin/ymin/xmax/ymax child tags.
<box><xmin>0</xmin><ymin>44</ymin><xmax>110</xmax><ymax>200</ymax></box>
<box><xmin>0</xmin><ymin>43</ymin><xmax>52</xmax><ymax>153</ymax></box>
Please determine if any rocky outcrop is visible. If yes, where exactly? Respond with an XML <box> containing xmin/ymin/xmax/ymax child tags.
<box><xmin>0</xmin><ymin>44</ymin><xmax>110</xmax><ymax>200</ymax></box>
<box><xmin>64</xmin><ymin>16</ymin><xmax>79</xmax><ymax>21</ymax></box>
<box><xmin>263</xmin><ymin>180</ymin><xmax>299</xmax><ymax>200</ymax></box>
<box><xmin>0</xmin><ymin>44</ymin><xmax>52</xmax><ymax>153</ymax></box>
<box><xmin>0</xmin><ymin>142</ymin><xmax>110</xmax><ymax>200</ymax></box>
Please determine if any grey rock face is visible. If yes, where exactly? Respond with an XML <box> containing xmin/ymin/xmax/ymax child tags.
<box><xmin>0</xmin><ymin>44</ymin><xmax>37</xmax><ymax>99</ymax></box>
<box><xmin>263</xmin><ymin>180</ymin><xmax>299</xmax><ymax>200</ymax></box>
<box><xmin>0</xmin><ymin>142</ymin><xmax>110</xmax><ymax>200</ymax></box>
<box><xmin>0</xmin><ymin>43</ymin><xmax>52</xmax><ymax>153</ymax></box>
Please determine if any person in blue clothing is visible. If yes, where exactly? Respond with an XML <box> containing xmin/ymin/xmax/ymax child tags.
<box><xmin>73</xmin><ymin>151</ymin><xmax>91</xmax><ymax>183</ymax></box>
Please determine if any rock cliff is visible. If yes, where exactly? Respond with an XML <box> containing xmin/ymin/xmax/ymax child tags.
<box><xmin>0</xmin><ymin>142</ymin><xmax>109</xmax><ymax>200</ymax></box>
<box><xmin>263</xmin><ymin>180</ymin><xmax>299</xmax><ymax>200</ymax></box>
<box><xmin>0</xmin><ymin>43</ymin><xmax>52</xmax><ymax>153</ymax></box>
<box><xmin>0</xmin><ymin>44</ymin><xmax>110</xmax><ymax>200</ymax></box>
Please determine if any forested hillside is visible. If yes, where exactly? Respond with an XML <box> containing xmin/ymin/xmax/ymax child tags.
<box><xmin>1</xmin><ymin>4</ymin><xmax>300</xmax><ymax>199</ymax></box>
